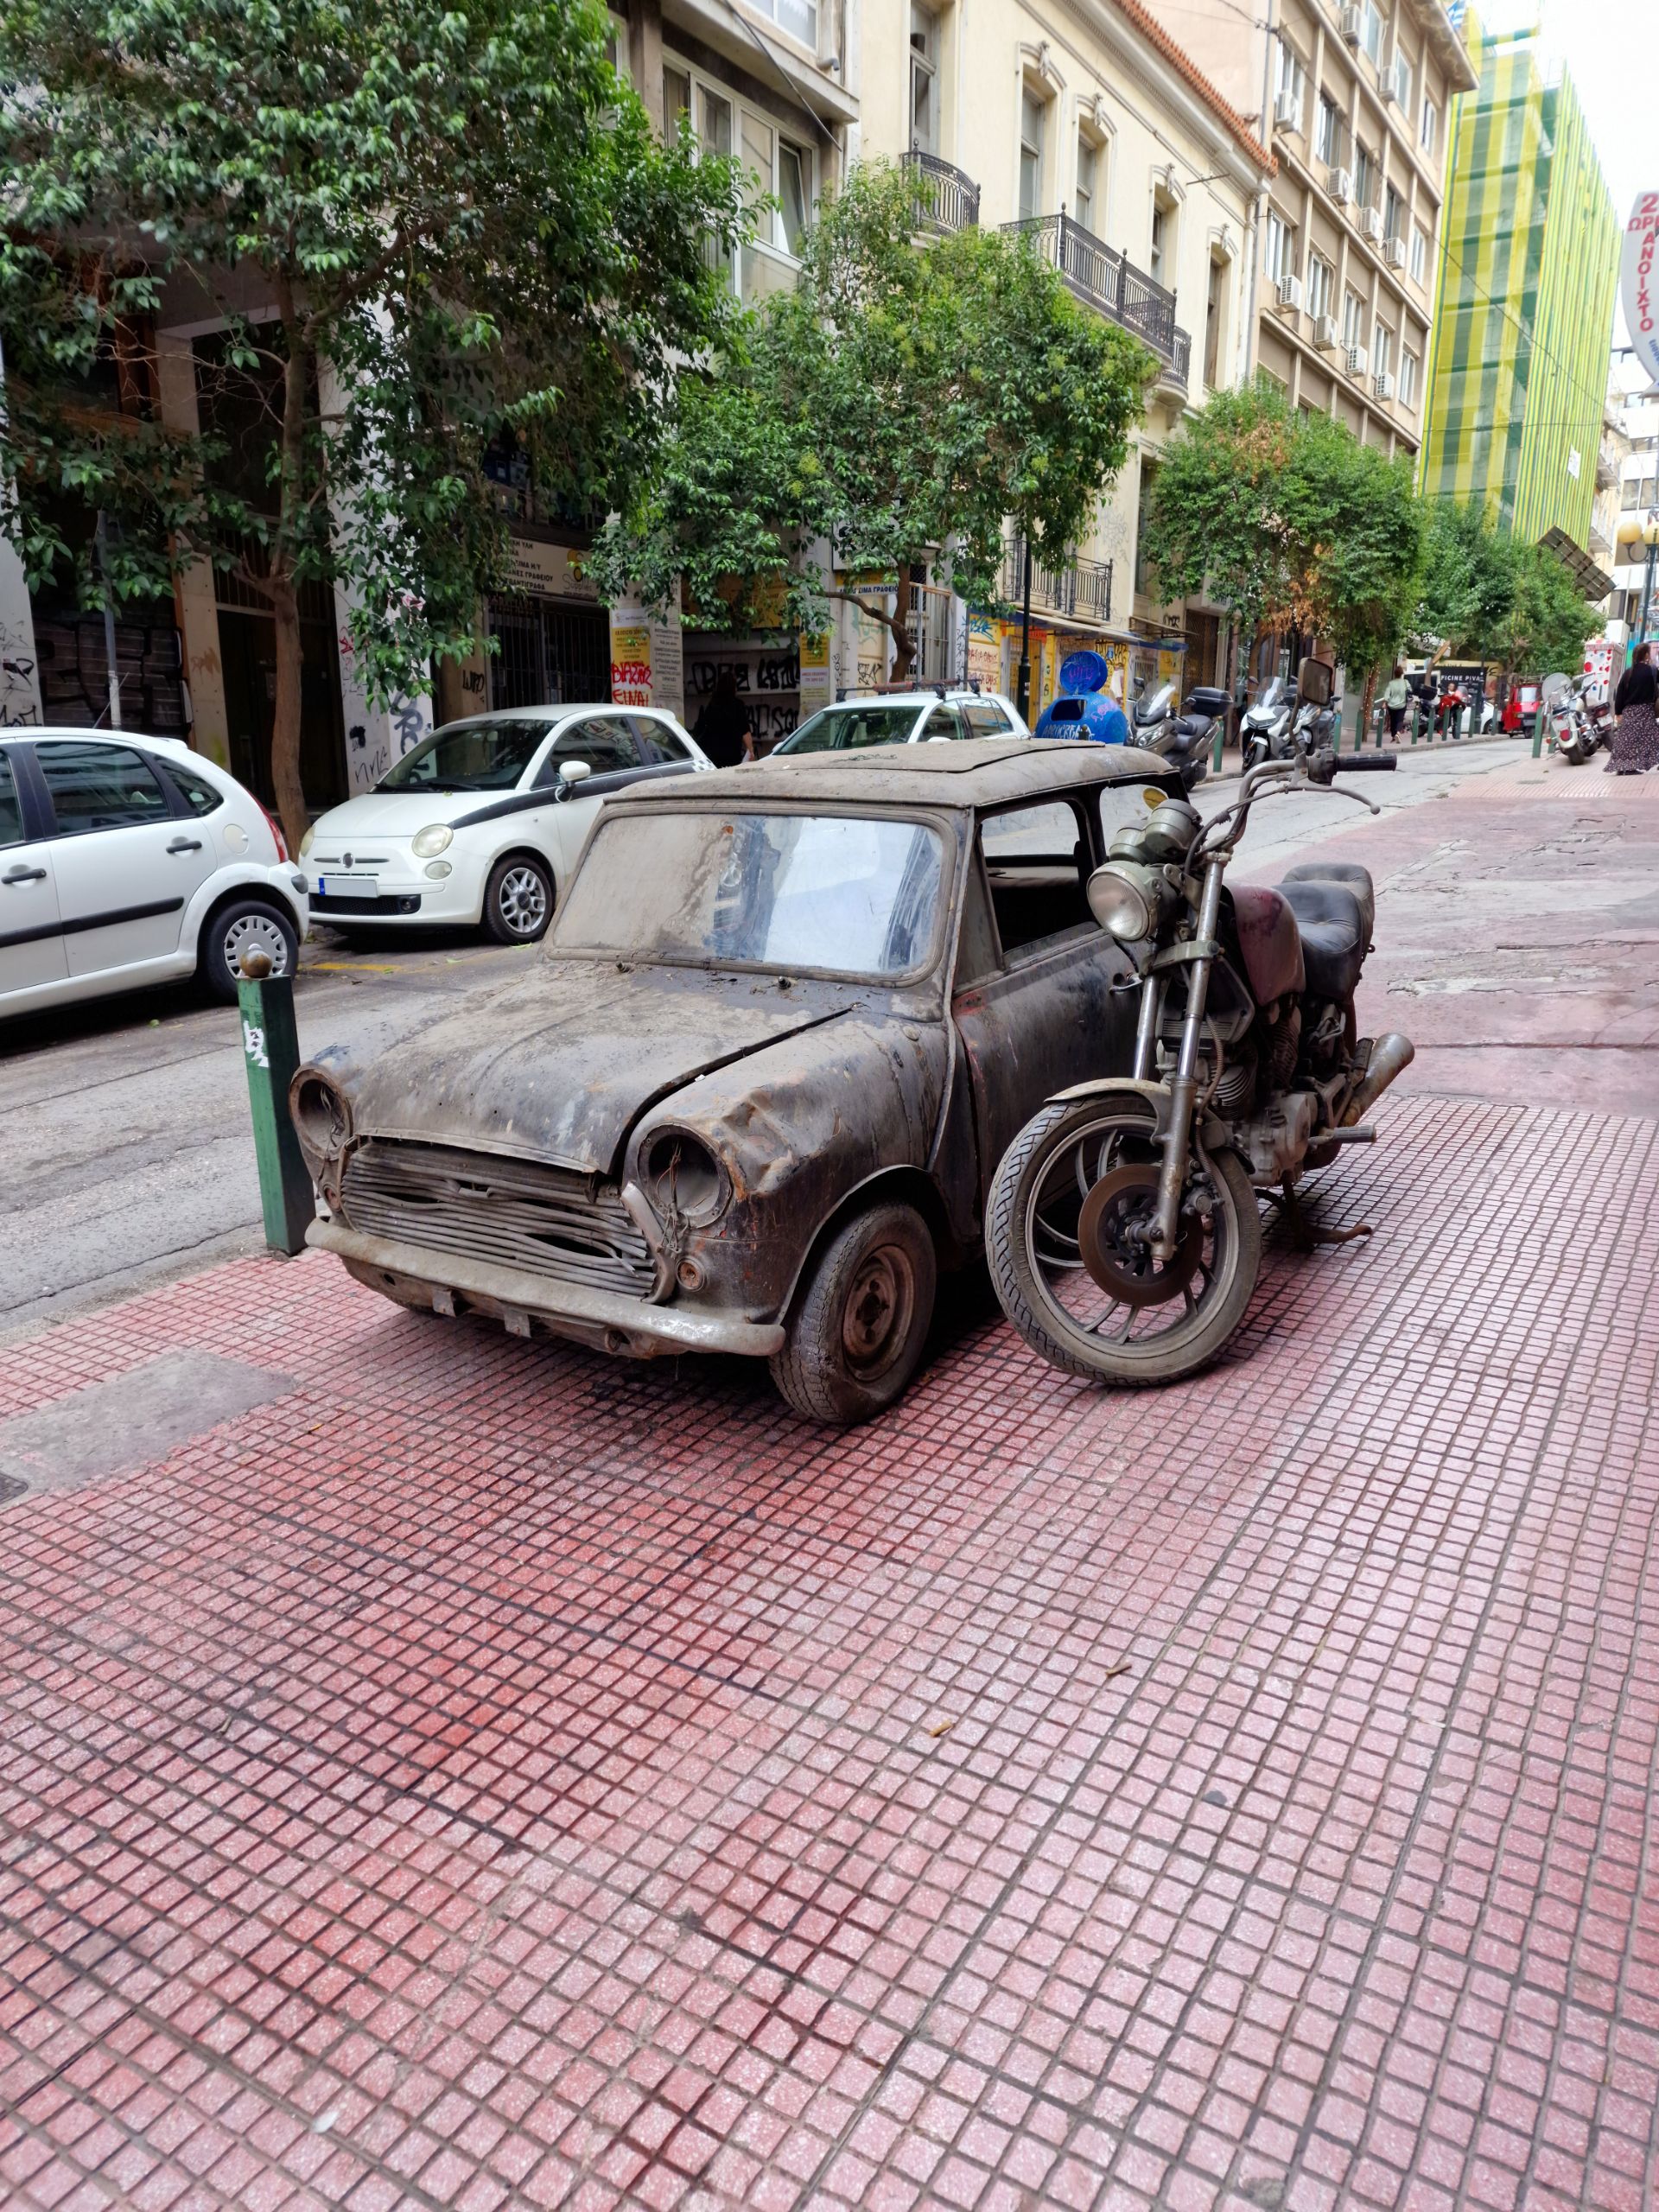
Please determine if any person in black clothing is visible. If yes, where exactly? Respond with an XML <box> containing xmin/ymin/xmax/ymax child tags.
<box><xmin>693</xmin><ymin>670</ymin><xmax>755</xmax><ymax>767</ymax></box>
<box><xmin>1613</xmin><ymin>642</ymin><xmax>1651</xmax><ymax>717</ymax></box>
<box><xmin>1609</xmin><ymin>644</ymin><xmax>1659</xmax><ymax>773</ymax></box>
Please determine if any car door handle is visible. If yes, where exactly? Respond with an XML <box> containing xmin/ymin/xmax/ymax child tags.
<box><xmin>3</xmin><ymin>865</ymin><xmax>47</xmax><ymax>884</ymax></box>
<box><xmin>166</xmin><ymin>836</ymin><xmax>204</xmax><ymax>854</ymax></box>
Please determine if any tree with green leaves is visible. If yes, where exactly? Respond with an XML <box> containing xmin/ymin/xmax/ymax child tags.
<box><xmin>588</xmin><ymin>162</ymin><xmax>1154</xmax><ymax>681</ymax></box>
<box><xmin>1140</xmin><ymin>379</ymin><xmax>1424</xmax><ymax>724</ymax></box>
<box><xmin>1414</xmin><ymin>500</ymin><xmax>1599</xmax><ymax>678</ymax></box>
<box><xmin>0</xmin><ymin>0</ymin><xmax>743</xmax><ymax>844</ymax></box>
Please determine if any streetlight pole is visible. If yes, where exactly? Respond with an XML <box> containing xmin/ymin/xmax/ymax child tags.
<box><xmin>1016</xmin><ymin>540</ymin><xmax>1033</xmax><ymax>726</ymax></box>
<box><xmin>1639</xmin><ymin>512</ymin><xmax>1659</xmax><ymax>648</ymax></box>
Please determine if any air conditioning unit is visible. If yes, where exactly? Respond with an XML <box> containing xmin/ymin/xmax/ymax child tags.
<box><xmin>1328</xmin><ymin>167</ymin><xmax>1353</xmax><ymax>205</ymax></box>
<box><xmin>1275</xmin><ymin>274</ymin><xmax>1303</xmax><ymax>312</ymax></box>
<box><xmin>1374</xmin><ymin>371</ymin><xmax>1395</xmax><ymax>400</ymax></box>
<box><xmin>1383</xmin><ymin>235</ymin><xmax>1407</xmax><ymax>269</ymax></box>
<box><xmin>1345</xmin><ymin>344</ymin><xmax>1368</xmax><ymax>377</ymax></box>
<box><xmin>1381</xmin><ymin>70</ymin><xmax>1397</xmax><ymax>103</ymax></box>
<box><xmin>1358</xmin><ymin>206</ymin><xmax>1384</xmax><ymax>243</ymax></box>
<box><xmin>1314</xmin><ymin>314</ymin><xmax>1339</xmax><ymax>351</ymax></box>
<box><xmin>1340</xmin><ymin>4</ymin><xmax>1363</xmax><ymax>43</ymax></box>
<box><xmin>1273</xmin><ymin>91</ymin><xmax>1300</xmax><ymax>130</ymax></box>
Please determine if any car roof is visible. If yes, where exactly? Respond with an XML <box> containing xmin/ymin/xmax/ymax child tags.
<box><xmin>435</xmin><ymin>702</ymin><xmax>670</xmax><ymax>732</ymax></box>
<box><xmin>627</xmin><ymin>737</ymin><xmax>1174</xmax><ymax>807</ymax></box>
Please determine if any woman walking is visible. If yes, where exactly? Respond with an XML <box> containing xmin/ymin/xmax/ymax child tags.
<box><xmin>1383</xmin><ymin>665</ymin><xmax>1409</xmax><ymax>742</ymax></box>
<box><xmin>1608</xmin><ymin>645</ymin><xmax>1659</xmax><ymax>775</ymax></box>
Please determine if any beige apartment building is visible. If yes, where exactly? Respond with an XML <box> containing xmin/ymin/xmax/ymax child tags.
<box><xmin>1143</xmin><ymin>0</ymin><xmax>1475</xmax><ymax>454</ymax></box>
<box><xmin>857</xmin><ymin>0</ymin><xmax>1274</xmax><ymax>703</ymax></box>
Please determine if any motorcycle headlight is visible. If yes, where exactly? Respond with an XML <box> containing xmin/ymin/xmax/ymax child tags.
<box><xmin>411</xmin><ymin>823</ymin><xmax>454</xmax><ymax>859</ymax></box>
<box><xmin>1087</xmin><ymin>862</ymin><xmax>1157</xmax><ymax>941</ymax></box>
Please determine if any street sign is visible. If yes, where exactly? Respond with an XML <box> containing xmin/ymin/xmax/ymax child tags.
<box><xmin>1624</xmin><ymin>191</ymin><xmax>1659</xmax><ymax>393</ymax></box>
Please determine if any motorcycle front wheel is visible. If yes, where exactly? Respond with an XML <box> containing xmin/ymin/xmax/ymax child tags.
<box><xmin>987</xmin><ymin>1095</ymin><xmax>1262</xmax><ymax>1386</ymax></box>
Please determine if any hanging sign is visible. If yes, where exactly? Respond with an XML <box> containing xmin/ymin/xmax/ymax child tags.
<box><xmin>1623</xmin><ymin>192</ymin><xmax>1659</xmax><ymax>392</ymax></box>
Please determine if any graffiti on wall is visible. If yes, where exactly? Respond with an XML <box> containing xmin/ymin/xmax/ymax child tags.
<box><xmin>0</xmin><ymin>620</ymin><xmax>38</xmax><ymax>726</ymax></box>
<box><xmin>684</xmin><ymin>644</ymin><xmax>802</xmax><ymax>747</ymax></box>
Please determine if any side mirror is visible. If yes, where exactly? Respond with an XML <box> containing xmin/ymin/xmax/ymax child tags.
<box><xmin>557</xmin><ymin>758</ymin><xmax>594</xmax><ymax>795</ymax></box>
<box><xmin>1296</xmin><ymin>655</ymin><xmax>1335</xmax><ymax>707</ymax></box>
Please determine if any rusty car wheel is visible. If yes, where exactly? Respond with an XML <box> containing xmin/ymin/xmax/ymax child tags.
<box><xmin>770</xmin><ymin>1201</ymin><xmax>938</xmax><ymax>1426</ymax></box>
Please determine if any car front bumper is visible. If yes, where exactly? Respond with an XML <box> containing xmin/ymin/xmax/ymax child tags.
<box><xmin>307</xmin><ymin>1218</ymin><xmax>786</xmax><ymax>1360</ymax></box>
<box><xmin>304</xmin><ymin>855</ymin><xmax>486</xmax><ymax>926</ymax></box>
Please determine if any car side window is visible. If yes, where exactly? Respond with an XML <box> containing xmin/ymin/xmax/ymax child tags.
<box><xmin>977</xmin><ymin>798</ymin><xmax>1092</xmax><ymax>956</ymax></box>
<box><xmin>632</xmin><ymin>716</ymin><xmax>693</xmax><ymax>765</ymax></box>
<box><xmin>36</xmin><ymin>741</ymin><xmax>171</xmax><ymax>836</ymax></box>
<box><xmin>161</xmin><ymin>758</ymin><xmax>226</xmax><ymax>816</ymax></box>
<box><xmin>538</xmin><ymin>715</ymin><xmax>639</xmax><ymax>782</ymax></box>
<box><xmin>963</xmin><ymin>702</ymin><xmax>1012</xmax><ymax>737</ymax></box>
<box><xmin>921</xmin><ymin>707</ymin><xmax>959</xmax><ymax>741</ymax></box>
<box><xmin>0</xmin><ymin>750</ymin><xmax>23</xmax><ymax>848</ymax></box>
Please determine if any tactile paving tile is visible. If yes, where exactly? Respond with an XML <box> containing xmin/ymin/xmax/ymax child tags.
<box><xmin>0</xmin><ymin>1090</ymin><xmax>1656</xmax><ymax>2212</ymax></box>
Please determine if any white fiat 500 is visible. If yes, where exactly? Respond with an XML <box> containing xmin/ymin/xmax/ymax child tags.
<box><xmin>302</xmin><ymin>704</ymin><xmax>713</xmax><ymax>943</ymax></box>
<box><xmin>0</xmin><ymin>728</ymin><xmax>308</xmax><ymax>1020</ymax></box>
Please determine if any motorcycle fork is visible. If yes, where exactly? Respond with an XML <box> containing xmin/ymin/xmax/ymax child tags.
<box><xmin>1149</xmin><ymin>856</ymin><xmax>1224</xmax><ymax>1258</ymax></box>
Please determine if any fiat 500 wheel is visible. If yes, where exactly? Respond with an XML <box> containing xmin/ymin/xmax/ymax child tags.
<box><xmin>770</xmin><ymin>1201</ymin><xmax>938</xmax><ymax>1425</ymax></box>
<box><xmin>484</xmin><ymin>855</ymin><xmax>553</xmax><ymax>944</ymax></box>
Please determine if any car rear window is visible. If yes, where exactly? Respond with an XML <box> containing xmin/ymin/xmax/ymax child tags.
<box><xmin>163</xmin><ymin>759</ymin><xmax>226</xmax><ymax>815</ymax></box>
<box><xmin>963</xmin><ymin>702</ymin><xmax>1013</xmax><ymax>735</ymax></box>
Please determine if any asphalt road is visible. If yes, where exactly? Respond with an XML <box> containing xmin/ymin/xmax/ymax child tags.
<box><xmin>0</xmin><ymin>735</ymin><xmax>1522</xmax><ymax>1336</ymax></box>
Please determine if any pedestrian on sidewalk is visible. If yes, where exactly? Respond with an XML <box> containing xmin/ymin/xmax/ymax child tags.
<box><xmin>1608</xmin><ymin>645</ymin><xmax>1659</xmax><ymax>775</ymax></box>
<box><xmin>1383</xmin><ymin>665</ymin><xmax>1409</xmax><ymax>742</ymax></box>
<box><xmin>694</xmin><ymin>669</ymin><xmax>756</xmax><ymax>766</ymax></box>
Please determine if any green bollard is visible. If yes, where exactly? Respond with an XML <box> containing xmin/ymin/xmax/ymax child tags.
<box><xmin>237</xmin><ymin>951</ymin><xmax>315</xmax><ymax>1255</ymax></box>
<box><xmin>1531</xmin><ymin>704</ymin><xmax>1546</xmax><ymax>760</ymax></box>
<box><xmin>1213</xmin><ymin>720</ymin><xmax>1224</xmax><ymax>777</ymax></box>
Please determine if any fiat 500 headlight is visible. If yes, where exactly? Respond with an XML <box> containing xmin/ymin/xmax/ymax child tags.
<box><xmin>411</xmin><ymin>823</ymin><xmax>454</xmax><ymax>860</ymax></box>
<box><xmin>298</xmin><ymin>825</ymin><xmax>315</xmax><ymax>860</ymax></box>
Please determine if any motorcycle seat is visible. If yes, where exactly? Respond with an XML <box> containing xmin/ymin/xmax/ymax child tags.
<box><xmin>1276</xmin><ymin>878</ymin><xmax>1366</xmax><ymax>1004</ymax></box>
<box><xmin>1280</xmin><ymin>860</ymin><xmax>1375</xmax><ymax>945</ymax></box>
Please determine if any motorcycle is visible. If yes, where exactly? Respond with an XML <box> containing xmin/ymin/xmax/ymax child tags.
<box><xmin>1545</xmin><ymin>672</ymin><xmax>1602</xmax><ymax>765</ymax></box>
<box><xmin>986</xmin><ymin>748</ymin><xmax>1414</xmax><ymax>1387</ymax></box>
<box><xmin>1130</xmin><ymin>679</ymin><xmax>1224</xmax><ymax>788</ymax></box>
<box><xmin>1241</xmin><ymin>677</ymin><xmax>1294</xmax><ymax>770</ymax></box>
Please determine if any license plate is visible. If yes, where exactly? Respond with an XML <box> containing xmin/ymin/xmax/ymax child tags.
<box><xmin>315</xmin><ymin>874</ymin><xmax>376</xmax><ymax>897</ymax></box>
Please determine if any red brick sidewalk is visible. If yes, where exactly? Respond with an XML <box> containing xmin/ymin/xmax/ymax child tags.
<box><xmin>3</xmin><ymin>767</ymin><xmax>1659</xmax><ymax>2212</ymax></box>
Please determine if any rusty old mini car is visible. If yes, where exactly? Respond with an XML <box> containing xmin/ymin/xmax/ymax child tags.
<box><xmin>290</xmin><ymin>741</ymin><xmax>1183</xmax><ymax>1422</ymax></box>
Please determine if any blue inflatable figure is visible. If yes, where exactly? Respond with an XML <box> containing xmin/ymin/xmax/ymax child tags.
<box><xmin>1033</xmin><ymin>650</ymin><xmax>1130</xmax><ymax>745</ymax></box>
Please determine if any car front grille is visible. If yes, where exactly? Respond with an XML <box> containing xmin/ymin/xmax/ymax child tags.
<box><xmin>339</xmin><ymin>1138</ymin><xmax>657</xmax><ymax>1299</ymax></box>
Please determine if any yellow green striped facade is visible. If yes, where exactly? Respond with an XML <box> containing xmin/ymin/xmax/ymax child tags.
<box><xmin>1421</xmin><ymin>14</ymin><xmax>1618</xmax><ymax>545</ymax></box>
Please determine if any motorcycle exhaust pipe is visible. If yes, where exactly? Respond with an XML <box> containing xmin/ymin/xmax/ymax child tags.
<box><xmin>1340</xmin><ymin>1032</ymin><xmax>1415</xmax><ymax>1126</ymax></box>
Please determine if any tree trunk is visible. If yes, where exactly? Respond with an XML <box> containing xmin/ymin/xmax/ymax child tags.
<box><xmin>889</xmin><ymin>569</ymin><xmax>914</xmax><ymax>684</ymax></box>
<box><xmin>1359</xmin><ymin>664</ymin><xmax>1379</xmax><ymax>749</ymax></box>
<box><xmin>269</xmin><ymin>572</ymin><xmax>308</xmax><ymax>853</ymax></box>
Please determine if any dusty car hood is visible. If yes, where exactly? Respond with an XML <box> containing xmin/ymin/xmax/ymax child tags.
<box><xmin>314</xmin><ymin>961</ymin><xmax>861</xmax><ymax>1177</ymax></box>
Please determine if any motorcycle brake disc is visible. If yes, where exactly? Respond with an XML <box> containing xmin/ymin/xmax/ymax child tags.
<box><xmin>1077</xmin><ymin>1165</ymin><xmax>1205</xmax><ymax>1309</ymax></box>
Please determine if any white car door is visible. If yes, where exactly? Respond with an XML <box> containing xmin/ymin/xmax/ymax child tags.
<box><xmin>35</xmin><ymin>739</ymin><xmax>220</xmax><ymax>978</ymax></box>
<box><xmin>531</xmin><ymin>713</ymin><xmax>657</xmax><ymax>881</ymax></box>
<box><xmin>0</xmin><ymin>743</ymin><xmax>67</xmax><ymax>999</ymax></box>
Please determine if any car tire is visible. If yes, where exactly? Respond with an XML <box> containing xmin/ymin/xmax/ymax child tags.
<box><xmin>200</xmin><ymin>898</ymin><xmax>300</xmax><ymax>1002</ymax></box>
<box><xmin>769</xmin><ymin>1201</ymin><xmax>938</xmax><ymax>1426</ymax></box>
<box><xmin>483</xmin><ymin>854</ymin><xmax>554</xmax><ymax>944</ymax></box>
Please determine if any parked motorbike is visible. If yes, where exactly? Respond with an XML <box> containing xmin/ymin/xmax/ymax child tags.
<box><xmin>1544</xmin><ymin>672</ymin><xmax>1602</xmax><ymax>764</ymax></box>
<box><xmin>987</xmin><ymin>748</ymin><xmax>1414</xmax><ymax>1387</ymax></box>
<box><xmin>1241</xmin><ymin>677</ymin><xmax>1293</xmax><ymax>770</ymax></box>
<box><xmin>1130</xmin><ymin>680</ymin><xmax>1224</xmax><ymax>788</ymax></box>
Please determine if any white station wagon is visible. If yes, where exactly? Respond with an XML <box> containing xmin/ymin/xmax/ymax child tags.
<box><xmin>302</xmin><ymin>704</ymin><xmax>714</xmax><ymax>944</ymax></box>
<box><xmin>0</xmin><ymin>728</ymin><xmax>308</xmax><ymax>1019</ymax></box>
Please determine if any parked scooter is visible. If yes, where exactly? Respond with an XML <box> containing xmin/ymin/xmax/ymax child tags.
<box><xmin>986</xmin><ymin>747</ymin><xmax>1413</xmax><ymax>1387</ymax></box>
<box><xmin>1240</xmin><ymin>677</ymin><xmax>1294</xmax><ymax>770</ymax></box>
<box><xmin>1129</xmin><ymin>680</ymin><xmax>1224</xmax><ymax>788</ymax></box>
<box><xmin>1544</xmin><ymin>672</ymin><xmax>1602</xmax><ymax>764</ymax></box>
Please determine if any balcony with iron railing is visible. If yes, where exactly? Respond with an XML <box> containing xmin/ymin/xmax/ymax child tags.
<box><xmin>1001</xmin><ymin>535</ymin><xmax>1113</xmax><ymax>626</ymax></box>
<box><xmin>902</xmin><ymin>149</ymin><xmax>981</xmax><ymax>233</ymax></box>
<box><xmin>1001</xmin><ymin>213</ymin><xmax>1191</xmax><ymax>378</ymax></box>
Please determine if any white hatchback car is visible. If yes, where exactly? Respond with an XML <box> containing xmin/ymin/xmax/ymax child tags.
<box><xmin>0</xmin><ymin>728</ymin><xmax>308</xmax><ymax>1020</ymax></box>
<box><xmin>769</xmin><ymin>688</ymin><xmax>1029</xmax><ymax>756</ymax></box>
<box><xmin>302</xmin><ymin>703</ymin><xmax>714</xmax><ymax>943</ymax></box>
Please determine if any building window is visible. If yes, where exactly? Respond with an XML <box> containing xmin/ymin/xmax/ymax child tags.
<box><xmin>1315</xmin><ymin>93</ymin><xmax>1344</xmax><ymax>166</ymax></box>
<box><xmin>1019</xmin><ymin>88</ymin><xmax>1046</xmax><ymax>223</ymax></box>
<box><xmin>1410</xmin><ymin>223</ymin><xmax>1429</xmax><ymax>283</ymax></box>
<box><xmin>779</xmin><ymin>140</ymin><xmax>812</xmax><ymax>254</ymax></box>
<box><xmin>665</xmin><ymin>60</ymin><xmax>816</xmax><ymax>289</ymax></box>
<box><xmin>1342</xmin><ymin>289</ymin><xmax>1365</xmax><ymax>348</ymax></box>
<box><xmin>1264</xmin><ymin>208</ymin><xmax>1296</xmax><ymax>285</ymax></box>
<box><xmin>1383</xmin><ymin>184</ymin><xmax>1403</xmax><ymax>244</ymax></box>
<box><xmin>1401</xmin><ymin>351</ymin><xmax>1419</xmax><ymax>410</ymax></box>
<box><xmin>1353</xmin><ymin>142</ymin><xmax>1374</xmax><ymax>208</ymax></box>
<box><xmin>1374</xmin><ymin>323</ymin><xmax>1394</xmax><ymax>378</ymax></box>
<box><xmin>1361</xmin><ymin>1</ymin><xmax>1382</xmax><ymax>67</ymax></box>
<box><xmin>1075</xmin><ymin>133</ymin><xmax>1099</xmax><ymax>234</ymax></box>
<box><xmin>1204</xmin><ymin>252</ymin><xmax>1226</xmax><ymax>386</ymax></box>
<box><xmin>1274</xmin><ymin>38</ymin><xmax>1306</xmax><ymax>132</ymax></box>
<box><xmin>1306</xmin><ymin>253</ymin><xmax>1333</xmax><ymax>322</ymax></box>
<box><xmin>664</xmin><ymin>64</ymin><xmax>691</xmax><ymax>132</ymax></box>
<box><xmin>1420</xmin><ymin>97</ymin><xmax>1439</xmax><ymax>154</ymax></box>
<box><xmin>910</xmin><ymin>4</ymin><xmax>938</xmax><ymax>154</ymax></box>
<box><xmin>1150</xmin><ymin>194</ymin><xmax>1176</xmax><ymax>286</ymax></box>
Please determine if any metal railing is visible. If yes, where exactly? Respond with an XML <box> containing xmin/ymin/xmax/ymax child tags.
<box><xmin>1001</xmin><ymin>212</ymin><xmax>1189</xmax><ymax>372</ymax></box>
<box><xmin>1001</xmin><ymin>535</ymin><xmax>1113</xmax><ymax>625</ymax></box>
<box><xmin>903</xmin><ymin>149</ymin><xmax>981</xmax><ymax>232</ymax></box>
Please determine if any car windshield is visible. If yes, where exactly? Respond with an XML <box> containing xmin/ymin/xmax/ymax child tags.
<box><xmin>773</xmin><ymin>703</ymin><xmax>922</xmax><ymax>754</ymax></box>
<box><xmin>378</xmin><ymin>719</ymin><xmax>556</xmax><ymax>791</ymax></box>
<box><xmin>555</xmin><ymin>810</ymin><xmax>946</xmax><ymax>979</ymax></box>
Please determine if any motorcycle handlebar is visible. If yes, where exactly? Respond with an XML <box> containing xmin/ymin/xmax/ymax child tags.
<box><xmin>1333</xmin><ymin>752</ymin><xmax>1398</xmax><ymax>772</ymax></box>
